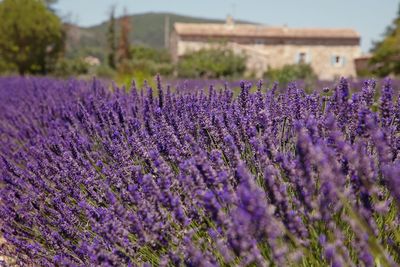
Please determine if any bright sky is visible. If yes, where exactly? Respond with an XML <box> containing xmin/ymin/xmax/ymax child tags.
<box><xmin>54</xmin><ymin>0</ymin><xmax>399</xmax><ymax>53</ymax></box>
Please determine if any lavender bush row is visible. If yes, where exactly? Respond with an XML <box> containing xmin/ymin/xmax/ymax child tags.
<box><xmin>0</xmin><ymin>76</ymin><xmax>399</xmax><ymax>266</ymax></box>
<box><xmin>170</xmin><ymin>78</ymin><xmax>400</xmax><ymax>96</ymax></box>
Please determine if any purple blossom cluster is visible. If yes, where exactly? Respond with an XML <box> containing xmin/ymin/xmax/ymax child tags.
<box><xmin>0</xmin><ymin>76</ymin><xmax>399</xmax><ymax>266</ymax></box>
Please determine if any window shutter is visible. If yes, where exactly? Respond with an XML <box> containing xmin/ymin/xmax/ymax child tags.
<box><xmin>331</xmin><ymin>56</ymin><xmax>335</xmax><ymax>66</ymax></box>
<box><xmin>342</xmin><ymin>57</ymin><xmax>346</xmax><ymax>66</ymax></box>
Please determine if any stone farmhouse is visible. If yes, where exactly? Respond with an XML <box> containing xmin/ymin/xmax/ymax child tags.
<box><xmin>170</xmin><ymin>17</ymin><xmax>362</xmax><ymax>80</ymax></box>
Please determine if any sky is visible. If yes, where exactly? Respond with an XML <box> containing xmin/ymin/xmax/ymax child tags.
<box><xmin>54</xmin><ymin>0</ymin><xmax>400</xmax><ymax>53</ymax></box>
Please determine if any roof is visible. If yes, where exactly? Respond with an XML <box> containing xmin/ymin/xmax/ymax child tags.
<box><xmin>174</xmin><ymin>23</ymin><xmax>360</xmax><ymax>40</ymax></box>
<box><xmin>355</xmin><ymin>54</ymin><xmax>373</xmax><ymax>60</ymax></box>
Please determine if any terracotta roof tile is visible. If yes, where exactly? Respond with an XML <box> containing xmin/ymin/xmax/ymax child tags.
<box><xmin>174</xmin><ymin>23</ymin><xmax>360</xmax><ymax>39</ymax></box>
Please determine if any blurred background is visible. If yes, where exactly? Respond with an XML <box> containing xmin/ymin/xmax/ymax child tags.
<box><xmin>0</xmin><ymin>0</ymin><xmax>399</xmax><ymax>86</ymax></box>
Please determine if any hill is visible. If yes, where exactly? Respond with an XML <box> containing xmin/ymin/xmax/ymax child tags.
<box><xmin>65</xmin><ymin>12</ymin><xmax>253</xmax><ymax>61</ymax></box>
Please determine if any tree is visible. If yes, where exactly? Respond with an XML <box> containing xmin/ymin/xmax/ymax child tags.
<box><xmin>130</xmin><ymin>46</ymin><xmax>171</xmax><ymax>63</ymax></box>
<box><xmin>107</xmin><ymin>6</ymin><xmax>117</xmax><ymax>69</ymax></box>
<box><xmin>117</xmin><ymin>8</ymin><xmax>131</xmax><ymax>63</ymax></box>
<box><xmin>118</xmin><ymin>45</ymin><xmax>173</xmax><ymax>76</ymax></box>
<box><xmin>264</xmin><ymin>63</ymin><xmax>317</xmax><ymax>86</ymax></box>
<box><xmin>177</xmin><ymin>48</ymin><xmax>246</xmax><ymax>79</ymax></box>
<box><xmin>43</xmin><ymin>0</ymin><xmax>57</xmax><ymax>10</ymax></box>
<box><xmin>44</xmin><ymin>0</ymin><xmax>58</xmax><ymax>5</ymax></box>
<box><xmin>370</xmin><ymin>3</ymin><xmax>400</xmax><ymax>77</ymax></box>
<box><xmin>0</xmin><ymin>0</ymin><xmax>64</xmax><ymax>75</ymax></box>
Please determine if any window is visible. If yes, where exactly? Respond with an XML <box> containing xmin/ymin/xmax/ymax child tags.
<box><xmin>299</xmin><ymin>52</ymin><xmax>307</xmax><ymax>64</ymax></box>
<box><xmin>331</xmin><ymin>55</ymin><xmax>346</xmax><ymax>67</ymax></box>
<box><xmin>296</xmin><ymin>52</ymin><xmax>310</xmax><ymax>64</ymax></box>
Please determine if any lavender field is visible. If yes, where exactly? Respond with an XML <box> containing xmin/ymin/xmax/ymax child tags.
<box><xmin>0</xmin><ymin>76</ymin><xmax>399</xmax><ymax>266</ymax></box>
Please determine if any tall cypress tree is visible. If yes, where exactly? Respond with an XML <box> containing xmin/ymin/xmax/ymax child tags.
<box><xmin>117</xmin><ymin>8</ymin><xmax>131</xmax><ymax>63</ymax></box>
<box><xmin>107</xmin><ymin>6</ymin><xmax>116</xmax><ymax>69</ymax></box>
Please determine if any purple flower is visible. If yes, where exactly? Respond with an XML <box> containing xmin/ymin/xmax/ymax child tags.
<box><xmin>0</xmin><ymin>76</ymin><xmax>399</xmax><ymax>266</ymax></box>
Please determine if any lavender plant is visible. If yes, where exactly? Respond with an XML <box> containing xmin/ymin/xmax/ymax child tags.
<box><xmin>0</xmin><ymin>76</ymin><xmax>399</xmax><ymax>266</ymax></box>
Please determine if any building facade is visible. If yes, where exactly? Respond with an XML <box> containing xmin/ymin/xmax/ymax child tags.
<box><xmin>170</xmin><ymin>19</ymin><xmax>361</xmax><ymax>80</ymax></box>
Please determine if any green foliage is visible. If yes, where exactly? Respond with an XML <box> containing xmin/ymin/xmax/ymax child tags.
<box><xmin>43</xmin><ymin>0</ymin><xmax>57</xmax><ymax>10</ymax></box>
<box><xmin>131</xmin><ymin>46</ymin><xmax>171</xmax><ymax>63</ymax></box>
<box><xmin>95</xmin><ymin>65</ymin><xmax>116</xmax><ymax>79</ymax></box>
<box><xmin>52</xmin><ymin>58</ymin><xmax>89</xmax><ymax>77</ymax></box>
<box><xmin>370</xmin><ymin>4</ymin><xmax>400</xmax><ymax>77</ymax></box>
<box><xmin>264</xmin><ymin>63</ymin><xmax>317</xmax><ymax>86</ymax></box>
<box><xmin>0</xmin><ymin>0</ymin><xmax>64</xmax><ymax>75</ymax></box>
<box><xmin>66</xmin><ymin>46</ymin><xmax>106</xmax><ymax>63</ymax></box>
<box><xmin>117</xmin><ymin>46</ymin><xmax>174</xmax><ymax>77</ymax></box>
<box><xmin>0</xmin><ymin>60</ymin><xmax>17</xmax><ymax>75</ymax></box>
<box><xmin>356</xmin><ymin>68</ymin><xmax>374</xmax><ymax>79</ymax></box>
<box><xmin>119</xmin><ymin>59</ymin><xmax>174</xmax><ymax>77</ymax></box>
<box><xmin>43</xmin><ymin>0</ymin><xmax>58</xmax><ymax>5</ymax></box>
<box><xmin>177</xmin><ymin>48</ymin><xmax>246</xmax><ymax>79</ymax></box>
<box><xmin>115</xmin><ymin>71</ymin><xmax>155</xmax><ymax>91</ymax></box>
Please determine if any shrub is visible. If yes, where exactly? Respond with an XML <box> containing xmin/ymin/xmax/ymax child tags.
<box><xmin>0</xmin><ymin>60</ymin><xmax>17</xmax><ymax>75</ymax></box>
<box><xmin>264</xmin><ymin>63</ymin><xmax>317</xmax><ymax>86</ymax></box>
<box><xmin>119</xmin><ymin>59</ymin><xmax>174</xmax><ymax>77</ymax></box>
<box><xmin>95</xmin><ymin>64</ymin><xmax>116</xmax><ymax>79</ymax></box>
<box><xmin>52</xmin><ymin>58</ymin><xmax>89</xmax><ymax>77</ymax></box>
<box><xmin>177</xmin><ymin>48</ymin><xmax>246</xmax><ymax>79</ymax></box>
<box><xmin>117</xmin><ymin>46</ymin><xmax>174</xmax><ymax>77</ymax></box>
<box><xmin>130</xmin><ymin>46</ymin><xmax>171</xmax><ymax>63</ymax></box>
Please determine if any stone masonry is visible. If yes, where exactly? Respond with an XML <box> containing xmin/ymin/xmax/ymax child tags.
<box><xmin>170</xmin><ymin>19</ymin><xmax>362</xmax><ymax>80</ymax></box>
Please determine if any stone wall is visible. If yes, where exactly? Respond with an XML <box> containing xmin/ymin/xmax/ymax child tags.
<box><xmin>172</xmin><ymin>37</ymin><xmax>361</xmax><ymax>80</ymax></box>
